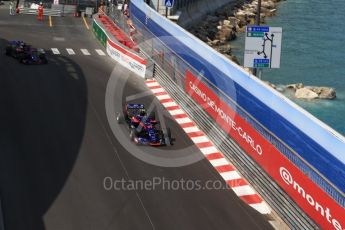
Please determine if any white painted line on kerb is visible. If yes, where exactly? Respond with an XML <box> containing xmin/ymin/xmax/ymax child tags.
<box><xmin>146</xmin><ymin>82</ymin><xmax>160</xmax><ymax>87</ymax></box>
<box><xmin>175</xmin><ymin>117</ymin><xmax>192</xmax><ymax>124</ymax></box>
<box><xmin>199</xmin><ymin>146</ymin><xmax>218</xmax><ymax>155</ymax></box>
<box><xmin>183</xmin><ymin>126</ymin><xmax>200</xmax><ymax>133</ymax></box>
<box><xmin>156</xmin><ymin>94</ymin><xmax>170</xmax><ymax>100</ymax></box>
<box><xmin>220</xmin><ymin>171</ymin><xmax>242</xmax><ymax>181</ymax></box>
<box><xmin>95</xmin><ymin>49</ymin><xmax>106</xmax><ymax>56</ymax></box>
<box><xmin>162</xmin><ymin>101</ymin><xmax>177</xmax><ymax>108</ymax></box>
<box><xmin>51</xmin><ymin>48</ymin><xmax>60</xmax><ymax>54</ymax></box>
<box><xmin>81</xmin><ymin>49</ymin><xmax>91</xmax><ymax>55</ymax></box>
<box><xmin>168</xmin><ymin>109</ymin><xmax>185</xmax><ymax>116</ymax></box>
<box><xmin>232</xmin><ymin>185</ymin><xmax>256</xmax><ymax>196</ymax></box>
<box><xmin>191</xmin><ymin>136</ymin><xmax>210</xmax><ymax>144</ymax></box>
<box><xmin>251</xmin><ymin>203</ymin><xmax>271</xmax><ymax>214</ymax></box>
<box><xmin>66</xmin><ymin>48</ymin><xmax>75</xmax><ymax>55</ymax></box>
<box><xmin>151</xmin><ymin>88</ymin><xmax>165</xmax><ymax>94</ymax></box>
<box><xmin>209</xmin><ymin>158</ymin><xmax>229</xmax><ymax>167</ymax></box>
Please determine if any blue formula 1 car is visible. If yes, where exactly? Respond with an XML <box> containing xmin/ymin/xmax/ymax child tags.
<box><xmin>5</xmin><ymin>40</ymin><xmax>48</xmax><ymax>64</ymax></box>
<box><xmin>117</xmin><ymin>103</ymin><xmax>172</xmax><ymax>146</ymax></box>
<box><xmin>5</xmin><ymin>40</ymin><xmax>29</xmax><ymax>58</ymax></box>
<box><xmin>18</xmin><ymin>48</ymin><xmax>48</xmax><ymax>65</ymax></box>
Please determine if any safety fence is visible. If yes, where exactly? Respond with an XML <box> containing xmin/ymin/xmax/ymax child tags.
<box><xmin>92</xmin><ymin>14</ymin><xmax>147</xmax><ymax>78</ymax></box>
<box><xmin>124</xmin><ymin>1</ymin><xmax>345</xmax><ymax>229</ymax></box>
<box><xmin>0</xmin><ymin>197</ymin><xmax>4</xmax><ymax>230</ymax></box>
<box><xmin>152</xmin><ymin>54</ymin><xmax>318</xmax><ymax>230</ymax></box>
<box><xmin>124</xmin><ymin>16</ymin><xmax>319</xmax><ymax>229</ymax></box>
<box><xmin>18</xmin><ymin>7</ymin><xmax>62</xmax><ymax>16</ymax></box>
<box><xmin>104</xmin><ymin>2</ymin><xmax>345</xmax><ymax>229</ymax></box>
<box><xmin>129</xmin><ymin>3</ymin><xmax>345</xmax><ymax>205</ymax></box>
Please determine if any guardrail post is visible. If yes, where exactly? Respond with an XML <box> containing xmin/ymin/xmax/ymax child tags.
<box><xmin>0</xmin><ymin>197</ymin><xmax>5</xmax><ymax>230</ymax></box>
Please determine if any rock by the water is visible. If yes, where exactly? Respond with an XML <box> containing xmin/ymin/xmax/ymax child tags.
<box><xmin>295</xmin><ymin>88</ymin><xmax>319</xmax><ymax>99</ymax></box>
<box><xmin>286</xmin><ymin>83</ymin><xmax>304</xmax><ymax>90</ymax></box>
<box><xmin>307</xmin><ymin>86</ymin><xmax>337</xmax><ymax>99</ymax></box>
<box><xmin>187</xmin><ymin>0</ymin><xmax>282</xmax><ymax>65</ymax></box>
<box><xmin>319</xmin><ymin>87</ymin><xmax>336</xmax><ymax>99</ymax></box>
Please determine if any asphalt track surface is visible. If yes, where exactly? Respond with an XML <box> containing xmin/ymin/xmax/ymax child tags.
<box><xmin>0</xmin><ymin>8</ymin><xmax>274</xmax><ymax>230</ymax></box>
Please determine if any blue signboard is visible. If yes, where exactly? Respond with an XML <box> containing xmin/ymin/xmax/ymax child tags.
<box><xmin>247</xmin><ymin>26</ymin><xmax>269</xmax><ymax>32</ymax></box>
<box><xmin>254</xmin><ymin>59</ymin><xmax>270</xmax><ymax>64</ymax></box>
<box><xmin>164</xmin><ymin>0</ymin><xmax>174</xmax><ymax>8</ymax></box>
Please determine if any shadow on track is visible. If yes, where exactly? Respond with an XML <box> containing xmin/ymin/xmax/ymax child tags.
<box><xmin>0</xmin><ymin>38</ymin><xmax>87</xmax><ymax>230</ymax></box>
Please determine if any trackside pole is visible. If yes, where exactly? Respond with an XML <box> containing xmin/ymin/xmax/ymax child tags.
<box><xmin>0</xmin><ymin>197</ymin><xmax>5</xmax><ymax>230</ymax></box>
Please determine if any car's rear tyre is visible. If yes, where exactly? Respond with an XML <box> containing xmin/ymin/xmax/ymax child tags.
<box><xmin>129</xmin><ymin>128</ymin><xmax>137</xmax><ymax>141</ymax></box>
<box><xmin>5</xmin><ymin>47</ymin><xmax>11</xmax><ymax>56</ymax></box>
<box><xmin>41</xmin><ymin>57</ymin><xmax>48</xmax><ymax>64</ymax></box>
<box><xmin>166</xmin><ymin>128</ymin><xmax>173</xmax><ymax>146</ymax></box>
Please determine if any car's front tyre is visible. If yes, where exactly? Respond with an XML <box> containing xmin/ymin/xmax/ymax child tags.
<box><xmin>116</xmin><ymin>112</ymin><xmax>124</xmax><ymax>124</ymax></box>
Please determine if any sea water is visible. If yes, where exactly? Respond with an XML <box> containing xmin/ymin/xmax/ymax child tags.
<box><xmin>231</xmin><ymin>0</ymin><xmax>345</xmax><ymax>136</ymax></box>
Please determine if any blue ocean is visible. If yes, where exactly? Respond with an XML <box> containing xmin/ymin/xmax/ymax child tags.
<box><xmin>231</xmin><ymin>0</ymin><xmax>345</xmax><ymax>136</ymax></box>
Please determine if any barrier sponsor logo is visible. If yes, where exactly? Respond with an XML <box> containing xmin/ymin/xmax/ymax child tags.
<box><xmin>106</xmin><ymin>39</ymin><xmax>146</xmax><ymax>78</ymax></box>
<box><xmin>185</xmin><ymin>70</ymin><xmax>345</xmax><ymax>229</ymax></box>
<box><xmin>279</xmin><ymin>167</ymin><xmax>344</xmax><ymax>230</ymax></box>
<box><xmin>186</xmin><ymin>70</ymin><xmax>263</xmax><ymax>157</ymax></box>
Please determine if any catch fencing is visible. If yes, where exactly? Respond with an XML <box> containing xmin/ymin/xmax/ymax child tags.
<box><xmin>111</xmin><ymin>1</ymin><xmax>345</xmax><ymax>229</ymax></box>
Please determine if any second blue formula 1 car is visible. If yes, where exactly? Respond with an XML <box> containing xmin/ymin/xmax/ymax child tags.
<box><xmin>5</xmin><ymin>40</ymin><xmax>48</xmax><ymax>64</ymax></box>
<box><xmin>18</xmin><ymin>48</ymin><xmax>48</xmax><ymax>65</ymax></box>
<box><xmin>117</xmin><ymin>103</ymin><xmax>172</xmax><ymax>146</ymax></box>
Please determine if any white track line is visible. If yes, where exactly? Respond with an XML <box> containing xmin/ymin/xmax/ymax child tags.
<box><xmin>183</xmin><ymin>126</ymin><xmax>200</xmax><ymax>133</ymax></box>
<box><xmin>175</xmin><ymin>117</ymin><xmax>192</xmax><ymax>124</ymax></box>
<box><xmin>250</xmin><ymin>203</ymin><xmax>271</xmax><ymax>215</ymax></box>
<box><xmin>220</xmin><ymin>171</ymin><xmax>242</xmax><ymax>181</ymax></box>
<box><xmin>95</xmin><ymin>49</ymin><xmax>106</xmax><ymax>56</ymax></box>
<box><xmin>146</xmin><ymin>82</ymin><xmax>160</xmax><ymax>87</ymax></box>
<box><xmin>156</xmin><ymin>94</ymin><xmax>170</xmax><ymax>100</ymax></box>
<box><xmin>191</xmin><ymin>136</ymin><xmax>210</xmax><ymax>144</ymax></box>
<box><xmin>151</xmin><ymin>88</ymin><xmax>165</xmax><ymax>94</ymax></box>
<box><xmin>81</xmin><ymin>49</ymin><xmax>91</xmax><ymax>55</ymax></box>
<box><xmin>209</xmin><ymin>158</ymin><xmax>229</xmax><ymax>167</ymax></box>
<box><xmin>168</xmin><ymin>109</ymin><xmax>185</xmax><ymax>116</ymax></box>
<box><xmin>232</xmin><ymin>185</ymin><xmax>257</xmax><ymax>196</ymax></box>
<box><xmin>199</xmin><ymin>146</ymin><xmax>219</xmax><ymax>155</ymax></box>
<box><xmin>162</xmin><ymin>101</ymin><xmax>177</xmax><ymax>107</ymax></box>
<box><xmin>51</xmin><ymin>48</ymin><xmax>60</xmax><ymax>54</ymax></box>
<box><xmin>66</xmin><ymin>48</ymin><xmax>75</xmax><ymax>55</ymax></box>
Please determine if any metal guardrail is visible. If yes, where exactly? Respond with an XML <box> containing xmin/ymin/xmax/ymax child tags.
<box><xmin>152</xmin><ymin>61</ymin><xmax>318</xmax><ymax>230</ymax></box>
<box><xmin>0</xmin><ymin>197</ymin><xmax>4</xmax><ymax>230</ymax></box>
<box><xmin>51</xmin><ymin>4</ymin><xmax>78</xmax><ymax>16</ymax></box>
<box><xmin>108</xmin><ymin>6</ymin><xmax>343</xmax><ymax>229</ymax></box>
<box><xmin>127</xmin><ymin>12</ymin><xmax>345</xmax><ymax>209</ymax></box>
<box><xmin>19</xmin><ymin>7</ymin><xmax>62</xmax><ymax>16</ymax></box>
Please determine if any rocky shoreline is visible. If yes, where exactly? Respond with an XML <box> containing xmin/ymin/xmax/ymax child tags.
<box><xmin>188</xmin><ymin>0</ymin><xmax>337</xmax><ymax>100</ymax></box>
<box><xmin>189</xmin><ymin>0</ymin><xmax>284</xmax><ymax>64</ymax></box>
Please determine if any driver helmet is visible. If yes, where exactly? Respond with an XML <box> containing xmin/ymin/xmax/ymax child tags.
<box><xmin>139</xmin><ymin>109</ymin><xmax>146</xmax><ymax>117</ymax></box>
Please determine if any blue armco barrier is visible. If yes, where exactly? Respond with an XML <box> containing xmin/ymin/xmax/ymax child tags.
<box><xmin>129</xmin><ymin>0</ymin><xmax>345</xmax><ymax>199</ymax></box>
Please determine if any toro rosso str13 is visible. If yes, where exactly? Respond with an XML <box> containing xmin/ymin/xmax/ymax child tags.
<box><xmin>5</xmin><ymin>40</ymin><xmax>48</xmax><ymax>64</ymax></box>
<box><xmin>117</xmin><ymin>104</ymin><xmax>172</xmax><ymax>146</ymax></box>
